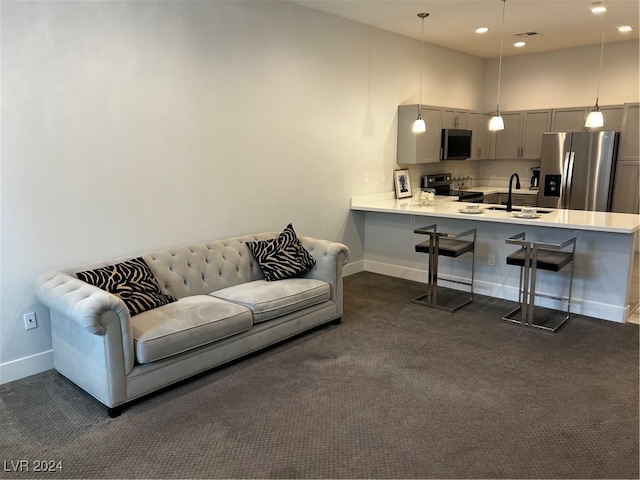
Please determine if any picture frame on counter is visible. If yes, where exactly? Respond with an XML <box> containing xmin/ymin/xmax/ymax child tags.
<box><xmin>394</xmin><ymin>169</ymin><xmax>412</xmax><ymax>199</ymax></box>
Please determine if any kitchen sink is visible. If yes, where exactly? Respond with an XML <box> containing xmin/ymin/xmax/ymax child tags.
<box><xmin>484</xmin><ymin>206</ymin><xmax>553</xmax><ymax>214</ymax></box>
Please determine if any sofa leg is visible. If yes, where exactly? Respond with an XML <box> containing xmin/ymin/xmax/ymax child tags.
<box><xmin>331</xmin><ymin>317</ymin><xmax>342</xmax><ymax>325</ymax></box>
<box><xmin>107</xmin><ymin>406</ymin><xmax>123</xmax><ymax>418</ymax></box>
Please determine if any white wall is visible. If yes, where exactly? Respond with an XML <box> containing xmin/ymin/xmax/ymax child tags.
<box><xmin>483</xmin><ymin>40</ymin><xmax>639</xmax><ymax>111</ymax></box>
<box><xmin>0</xmin><ymin>0</ymin><xmax>486</xmax><ymax>382</ymax></box>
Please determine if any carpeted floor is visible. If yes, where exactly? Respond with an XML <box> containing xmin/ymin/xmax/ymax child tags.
<box><xmin>1</xmin><ymin>272</ymin><xmax>638</xmax><ymax>479</ymax></box>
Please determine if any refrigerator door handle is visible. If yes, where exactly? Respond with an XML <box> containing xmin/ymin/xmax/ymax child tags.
<box><xmin>562</xmin><ymin>152</ymin><xmax>571</xmax><ymax>209</ymax></box>
<box><xmin>565</xmin><ymin>152</ymin><xmax>575</xmax><ymax>209</ymax></box>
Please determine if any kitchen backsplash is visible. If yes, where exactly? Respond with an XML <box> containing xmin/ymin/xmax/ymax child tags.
<box><xmin>404</xmin><ymin>159</ymin><xmax>541</xmax><ymax>190</ymax></box>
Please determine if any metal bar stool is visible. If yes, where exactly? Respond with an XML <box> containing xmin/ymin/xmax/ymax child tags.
<box><xmin>413</xmin><ymin>224</ymin><xmax>477</xmax><ymax>312</ymax></box>
<box><xmin>504</xmin><ymin>232</ymin><xmax>577</xmax><ymax>333</ymax></box>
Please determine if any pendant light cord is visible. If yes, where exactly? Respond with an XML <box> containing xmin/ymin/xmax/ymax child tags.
<box><xmin>495</xmin><ymin>0</ymin><xmax>506</xmax><ymax>114</ymax></box>
<box><xmin>417</xmin><ymin>13</ymin><xmax>428</xmax><ymax>112</ymax></box>
<box><xmin>594</xmin><ymin>26</ymin><xmax>605</xmax><ymax>108</ymax></box>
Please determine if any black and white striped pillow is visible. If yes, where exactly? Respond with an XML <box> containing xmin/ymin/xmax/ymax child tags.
<box><xmin>76</xmin><ymin>257</ymin><xmax>176</xmax><ymax>316</ymax></box>
<box><xmin>246</xmin><ymin>223</ymin><xmax>316</xmax><ymax>281</ymax></box>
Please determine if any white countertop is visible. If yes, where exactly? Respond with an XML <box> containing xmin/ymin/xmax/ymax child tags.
<box><xmin>351</xmin><ymin>192</ymin><xmax>640</xmax><ymax>234</ymax></box>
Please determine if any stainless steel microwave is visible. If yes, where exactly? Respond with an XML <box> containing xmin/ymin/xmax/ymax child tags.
<box><xmin>441</xmin><ymin>129</ymin><xmax>472</xmax><ymax>160</ymax></box>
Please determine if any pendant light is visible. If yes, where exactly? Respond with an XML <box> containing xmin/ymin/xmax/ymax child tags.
<box><xmin>585</xmin><ymin>27</ymin><xmax>606</xmax><ymax>128</ymax></box>
<box><xmin>489</xmin><ymin>0</ymin><xmax>507</xmax><ymax>131</ymax></box>
<box><xmin>412</xmin><ymin>13</ymin><xmax>429</xmax><ymax>133</ymax></box>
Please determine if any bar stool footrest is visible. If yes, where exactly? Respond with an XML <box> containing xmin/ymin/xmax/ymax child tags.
<box><xmin>413</xmin><ymin>286</ymin><xmax>472</xmax><ymax>313</ymax></box>
<box><xmin>503</xmin><ymin>305</ymin><xmax>569</xmax><ymax>333</ymax></box>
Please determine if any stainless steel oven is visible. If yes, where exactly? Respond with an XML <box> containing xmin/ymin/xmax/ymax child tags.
<box><xmin>421</xmin><ymin>173</ymin><xmax>484</xmax><ymax>203</ymax></box>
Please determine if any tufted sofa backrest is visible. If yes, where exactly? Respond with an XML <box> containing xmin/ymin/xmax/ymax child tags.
<box><xmin>65</xmin><ymin>232</ymin><xmax>280</xmax><ymax>299</ymax></box>
<box><xmin>143</xmin><ymin>233</ymin><xmax>278</xmax><ymax>298</ymax></box>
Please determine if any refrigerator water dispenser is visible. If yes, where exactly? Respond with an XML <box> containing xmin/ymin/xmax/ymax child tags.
<box><xmin>543</xmin><ymin>174</ymin><xmax>561</xmax><ymax>197</ymax></box>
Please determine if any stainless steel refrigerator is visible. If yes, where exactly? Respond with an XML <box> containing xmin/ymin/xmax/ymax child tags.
<box><xmin>537</xmin><ymin>131</ymin><xmax>619</xmax><ymax>211</ymax></box>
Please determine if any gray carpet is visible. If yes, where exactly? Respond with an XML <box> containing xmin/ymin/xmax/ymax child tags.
<box><xmin>1</xmin><ymin>272</ymin><xmax>638</xmax><ymax>479</ymax></box>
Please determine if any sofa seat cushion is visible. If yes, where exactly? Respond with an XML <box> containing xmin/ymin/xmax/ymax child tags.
<box><xmin>130</xmin><ymin>295</ymin><xmax>253</xmax><ymax>364</ymax></box>
<box><xmin>211</xmin><ymin>278</ymin><xmax>330</xmax><ymax>323</ymax></box>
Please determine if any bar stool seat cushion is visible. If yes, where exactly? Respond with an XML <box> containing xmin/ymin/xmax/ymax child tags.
<box><xmin>506</xmin><ymin>248</ymin><xmax>573</xmax><ymax>272</ymax></box>
<box><xmin>415</xmin><ymin>238</ymin><xmax>474</xmax><ymax>258</ymax></box>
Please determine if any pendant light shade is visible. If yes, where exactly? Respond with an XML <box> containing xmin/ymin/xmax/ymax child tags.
<box><xmin>412</xmin><ymin>114</ymin><xmax>426</xmax><ymax>133</ymax></box>
<box><xmin>413</xmin><ymin>13</ymin><xmax>429</xmax><ymax>134</ymax></box>
<box><xmin>585</xmin><ymin>109</ymin><xmax>604</xmax><ymax>128</ymax></box>
<box><xmin>489</xmin><ymin>0</ymin><xmax>507</xmax><ymax>132</ymax></box>
<box><xmin>489</xmin><ymin>115</ymin><xmax>505</xmax><ymax>131</ymax></box>
<box><xmin>586</xmin><ymin>27</ymin><xmax>606</xmax><ymax>128</ymax></box>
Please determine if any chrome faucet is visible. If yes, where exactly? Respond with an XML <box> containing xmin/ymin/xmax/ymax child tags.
<box><xmin>505</xmin><ymin>173</ymin><xmax>521</xmax><ymax>212</ymax></box>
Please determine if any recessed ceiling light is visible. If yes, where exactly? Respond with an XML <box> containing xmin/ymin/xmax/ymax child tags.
<box><xmin>475</xmin><ymin>27</ymin><xmax>489</xmax><ymax>34</ymax></box>
<box><xmin>618</xmin><ymin>25</ymin><xmax>633</xmax><ymax>32</ymax></box>
<box><xmin>591</xmin><ymin>2</ymin><xmax>607</xmax><ymax>14</ymax></box>
<box><xmin>514</xmin><ymin>41</ymin><xmax>526</xmax><ymax>48</ymax></box>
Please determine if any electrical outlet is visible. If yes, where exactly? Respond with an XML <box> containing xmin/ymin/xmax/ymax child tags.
<box><xmin>363</xmin><ymin>174</ymin><xmax>369</xmax><ymax>184</ymax></box>
<box><xmin>488</xmin><ymin>254</ymin><xmax>496</xmax><ymax>266</ymax></box>
<box><xmin>486</xmin><ymin>165</ymin><xmax>492</xmax><ymax>173</ymax></box>
<box><xmin>24</xmin><ymin>312</ymin><xmax>37</xmax><ymax>330</ymax></box>
<box><xmin>381</xmin><ymin>172</ymin><xmax>386</xmax><ymax>183</ymax></box>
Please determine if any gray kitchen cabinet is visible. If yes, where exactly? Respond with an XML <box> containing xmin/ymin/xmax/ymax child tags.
<box><xmin>442</xmin><ymin>108</ymin><xmax>468</xmax><ymax>129</ymax></box>
<box><xmin>619</xmin><ymin>103</ymin><xmax>639</xmax><ymax>161</ymax></box>
<box><xmin>551</xmin><ymin>107</ymin><xmax>587</xmax><ymax>131</ymax></box>
<box><xmin>494</xmin><ymin>112</ymin><xmax>523</xmax><ymax>159</ymax></box>
<box><xmin>551</xmin><ymin>105</ymin><xmax>624</xmax><ymax>132</ymax></box>
<box><xmin>510</xmin><ymin>192</ymin><xmax>538</xmax><ymax>206</ymax></box>
<box><xmin>397</xmin><ymin>105</ymin><xmax>443</xmax><ymax>164</ymax></box>
<box><xmin>494</xmin><ymin>110</ymin><xmax>551</xmax><ymax>160</ymax></box>
<box><xmin>467</xmin><ymin>111</ymin><xmax>492</xmax><ymax>159</ymax></box>
<box><xmin>590</xmin><ymin>105</ymin><xmax>625</xmax><ymax>132</ymax></box>
<box><xmin>612</xmin><ymin>103</ymin><xmax>639</xmax><ymax>214</ymax></box>
<box><xmin>611</xmin><ymin>161</ymin><xmax>639</xmax><ymax>214</ymax></box>
<box><xmin>483</xmin><ymin>193</ymin><xmax>499</xmax><ymax>204</ymax></box>
<box><xmin>484</xmin><ymin>192</ymin><xmax>537</xmax><ymax>206</ymax></box>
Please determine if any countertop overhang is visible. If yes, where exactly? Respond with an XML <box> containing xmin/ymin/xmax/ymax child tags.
<box><xmin>351</xmin><ymin>192</ymin><xmax>640</xmax><ymax>234</ymax></box>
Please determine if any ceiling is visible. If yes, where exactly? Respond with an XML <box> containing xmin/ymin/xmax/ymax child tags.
<box><xmin>289</xmin><ymin>0</ymin><xmax>639</xmax><ymax>58</ymax></box>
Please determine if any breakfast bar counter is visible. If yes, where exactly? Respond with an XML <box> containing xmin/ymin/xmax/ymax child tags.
<box><xmin>350</xmin><ymin>192</ymin><xmax>640</xmax><ymax>322</ymax></box>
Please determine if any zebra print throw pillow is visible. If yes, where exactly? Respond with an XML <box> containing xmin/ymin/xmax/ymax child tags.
<box><xmin>76</xmin><ymin>257</ymin><xmax>177</xmax><ymax>316</ymax></box>
<box><xmin>246</xmin><ymin>223</ymin><xmax>316</xmax><ymax>282</ymax></box>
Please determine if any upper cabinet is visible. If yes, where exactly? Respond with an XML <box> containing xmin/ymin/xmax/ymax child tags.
<box><xmin>550</xmin><ymin>105</ymin><xmax>624</xmax><ymax>132</ymax></box>
<box><xmin>612</xmin><ymin>103</ymin><xmax>640</xmax><ymax>214</ymax></box>
<box><xmin>442</xmin><ymin>108</ymin><xmax>468</xmax><ymax>129</ymax></box>
<box><xmin>397</xmin><ymin>104</ymin><xmax>443</xmax><ymax>164</ymax></box>
<box><xmin>618</xmin><ymin>103</ymin><xmax>639</xmax><ymax>161</ymax></box>
<box><xmin>550</xmin><ymin>107</ymin><xmax>586</xmax><ymax>131</ymax></box>
<box><xmin>494</xmin><ymin>110</ymin><xmax>551</xmax><ymax>160</ymax></box>
<box><xmin>397</xmin><ymin>102</ymin><xmax>634</xmax><ymax>165</ymax></box>
<box><xmin>467</xmin><ymin>111</ymin><xmax>492</xmax><ymax>160</ymax></box>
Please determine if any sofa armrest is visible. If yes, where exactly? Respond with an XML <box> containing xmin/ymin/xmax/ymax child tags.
<box><xmin>299</xmin><ymin>237</ymin><xmax>350</xmax><ymax>314</ymax></box>
<box><xmin>34</xmin><ymin>271</ymin><xmax>136</xmax><ymax>378</ymax></box>
<box><xmin>35</xmin><ymin>271</ymin><xmax>130</xmax><ymax>334</ymax></box>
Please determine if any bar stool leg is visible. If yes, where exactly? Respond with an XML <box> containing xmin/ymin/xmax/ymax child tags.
<box><xmin>431</xmin><ymin>235</ymin><xmax>439</xmax><ymax>306</ymax></box>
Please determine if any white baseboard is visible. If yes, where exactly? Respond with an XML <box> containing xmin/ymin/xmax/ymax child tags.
<box><xmin>360</xmin><ymin>260</ymin><xmax>627</xmax><ymax>323</ymax></box>
<box><xmin>343</xmin><ymin>260</ymin><xmax>364</xmax><ymax>277</ymax></box>
<box><xmin>0</xmin><ymin>350</ymin><xmax>53</xmax><ymax>385</ymax></box>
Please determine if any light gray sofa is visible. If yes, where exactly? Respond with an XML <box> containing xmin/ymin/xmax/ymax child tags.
<box><xmin>34</xmin><ymin>232</ymin><xmax>349</xmax><ymax>417</ymax></box>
